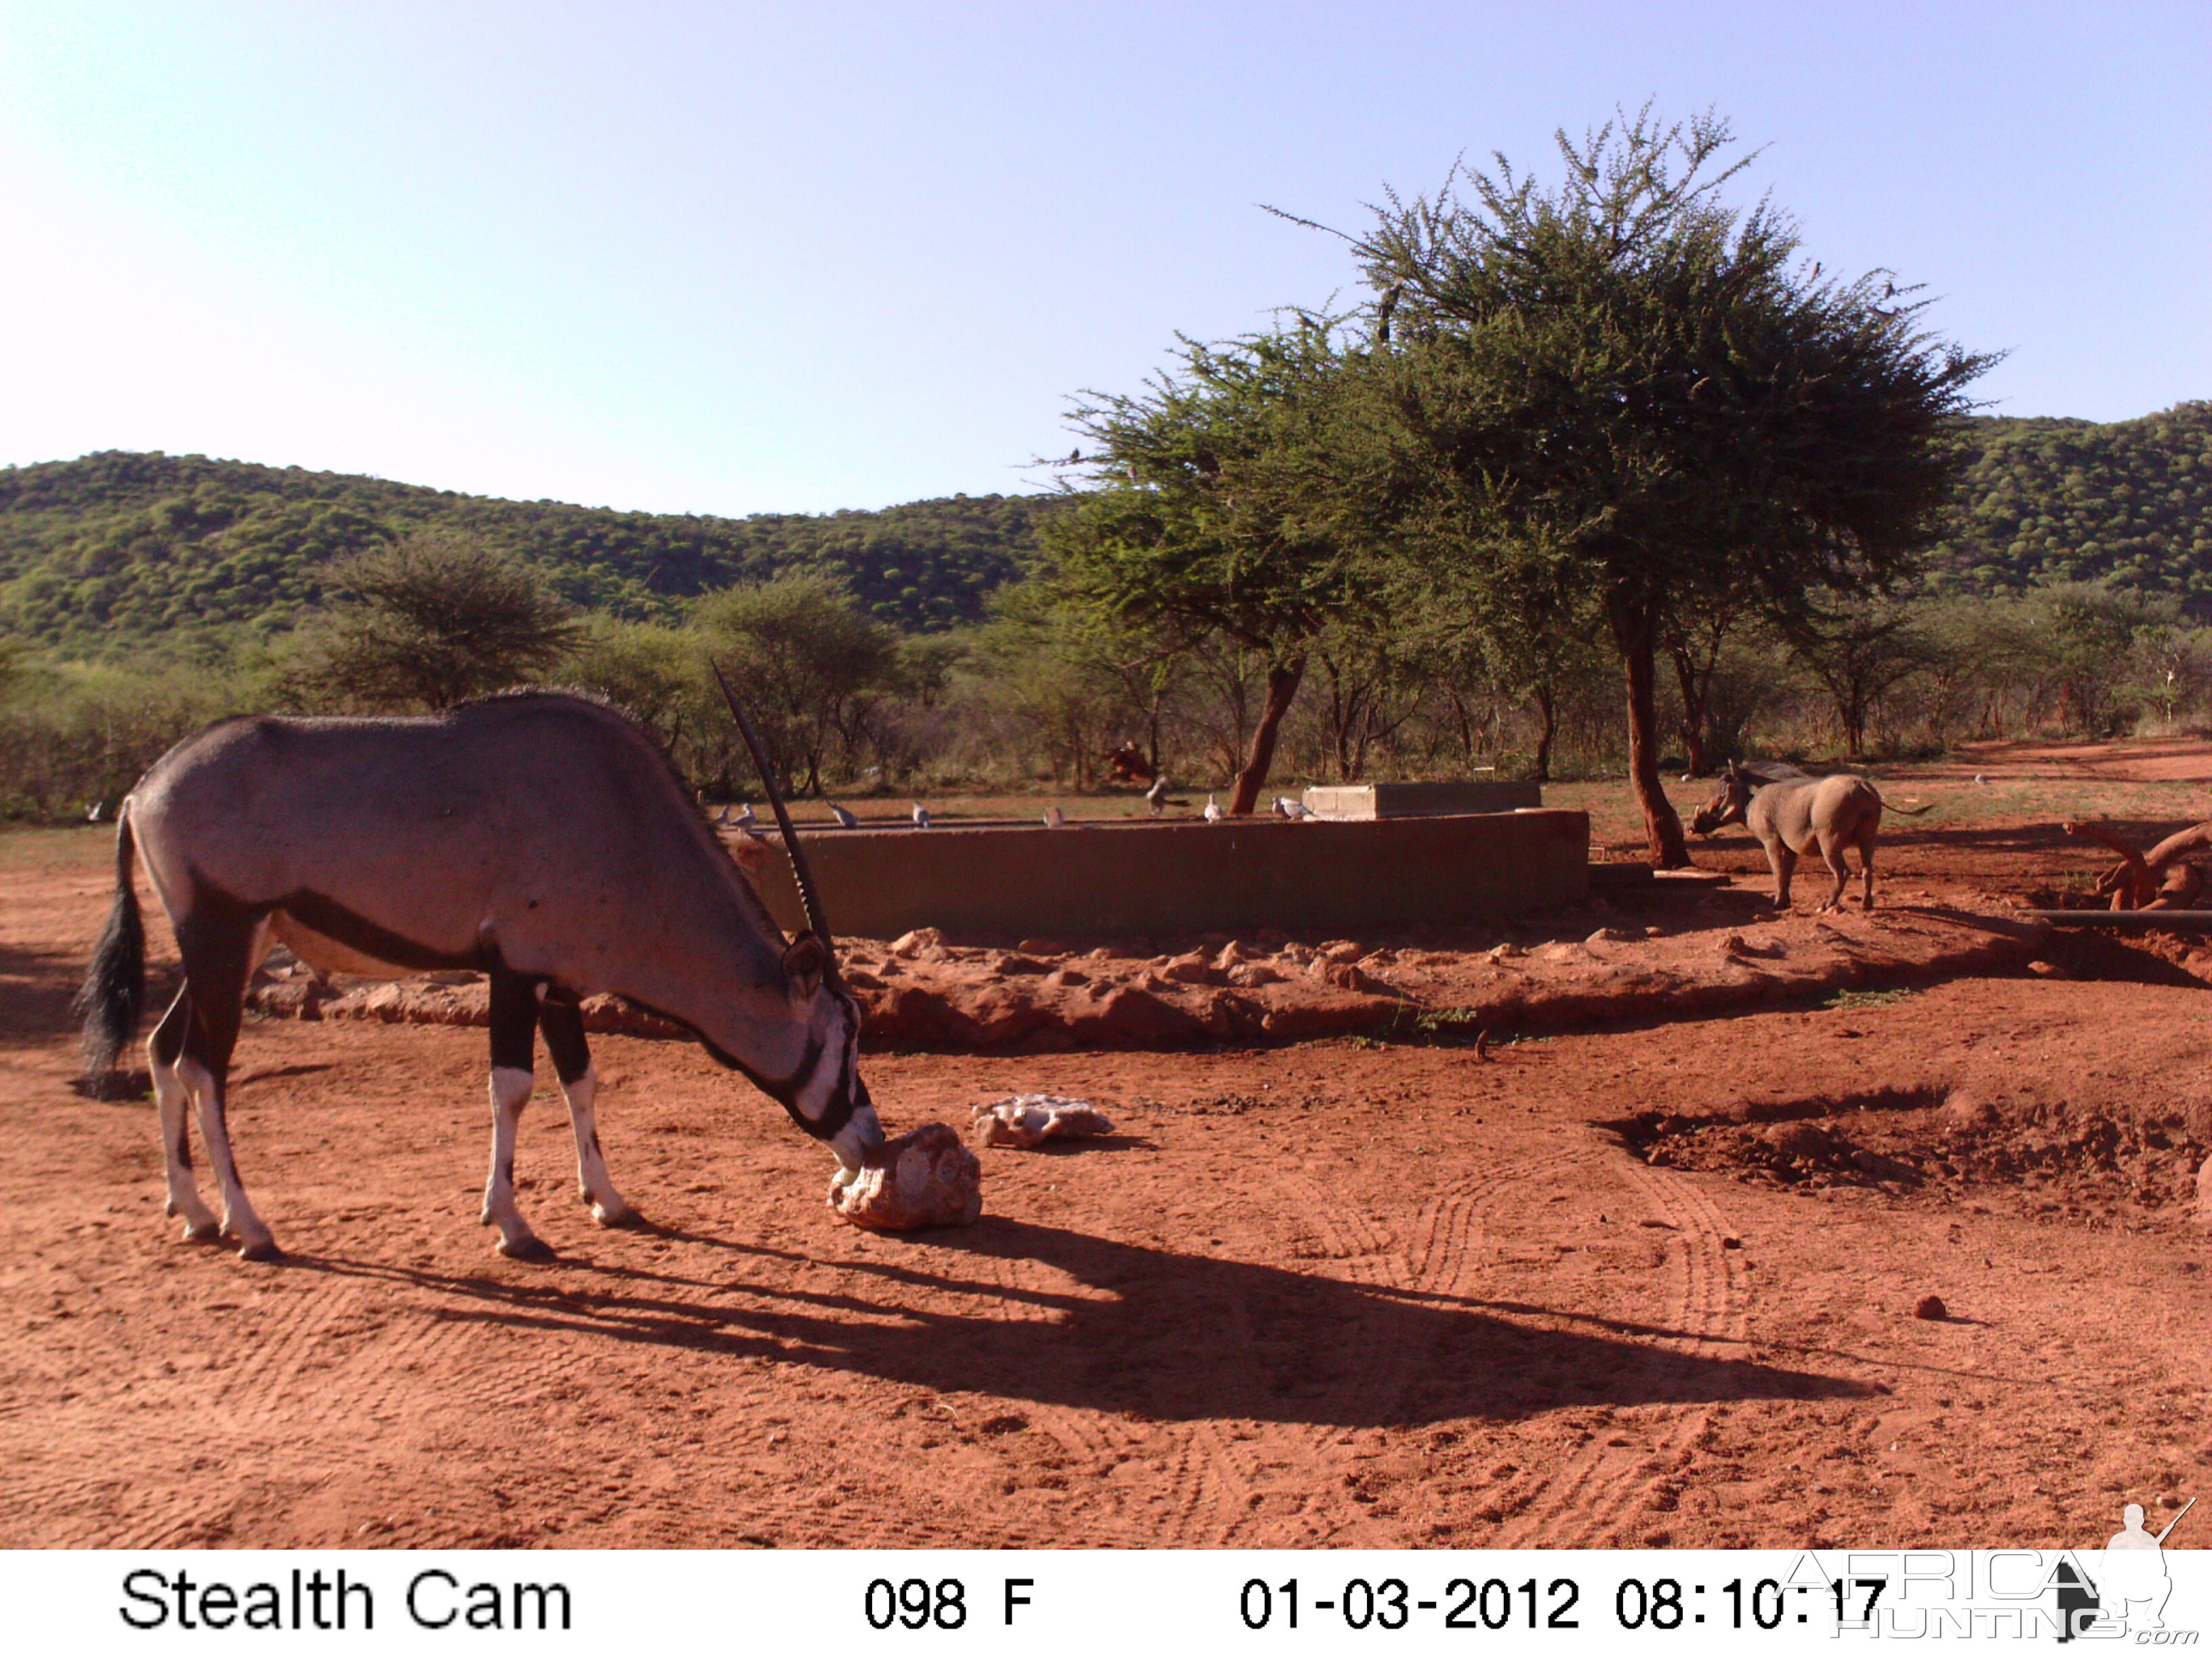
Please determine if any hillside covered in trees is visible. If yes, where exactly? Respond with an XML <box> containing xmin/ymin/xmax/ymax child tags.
<box><xmin>2</xmin><ymin>402</ymin><xmax>2207</xmax><ymax>659</ymax></box>
<box><xmin>0</xmin><ymin>450</ymin><xmax>1060</xmax><ymax>653</ymax></box>
<box><xmin>1925</xmin><ymin>401</ymin><xmax>2212</xmax><ymax>605</ymax></box>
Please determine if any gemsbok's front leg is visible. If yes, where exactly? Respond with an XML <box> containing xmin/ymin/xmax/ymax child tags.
<box><xmin>482</xmin><ymin>972</ymin><xmax>554</xmax><ymax>1261</ymax></box>
<box><xmin>539</xmin><ymin>993</ymin><xmax>636</xmax><ymax>1228</ymax></box>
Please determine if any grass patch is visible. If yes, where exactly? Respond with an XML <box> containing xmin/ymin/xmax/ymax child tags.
<box><xmin>1821</xmin><ymin>987</ymin><xmax>1917</xmax><ymax>1011</ymax></box>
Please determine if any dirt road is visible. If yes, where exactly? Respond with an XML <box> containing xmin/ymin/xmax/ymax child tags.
<box><xmin>4</xmin><ymin>776</ymin><xmax>2208</xmax><ymax>1550</ymax></box>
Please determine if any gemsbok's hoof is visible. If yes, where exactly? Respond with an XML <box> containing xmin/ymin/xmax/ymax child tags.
<box><xmin>496</xmin><ymin>1234</ymin><xmax>557</xmax><ymax>1262</ymax></box>
<box><xmin>236</xmin><ymin>1235</ymin><xmax>282</xmax><ymax>1263</ymax></box>
<box><xmin>590</xmin><ymin>1200</ymin><xmax>641</xmax><ymax>1229</ymax></box>
<box><xmin>180</xmin><ymin>1217</ymin><xmax>223</xmax><ymax>1244</ymax></box>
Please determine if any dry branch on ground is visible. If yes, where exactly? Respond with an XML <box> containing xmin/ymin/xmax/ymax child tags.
<box><xmin>2062</xmin><ymin>819</ymin><xmax>2212</xmax><ymax>909</ymax></box>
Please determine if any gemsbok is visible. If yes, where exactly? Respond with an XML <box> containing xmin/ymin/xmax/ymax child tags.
<box><xmin>75</xmin><ymin>679</ymin><xmax>883</xmax><ymax>1261</ymax></box>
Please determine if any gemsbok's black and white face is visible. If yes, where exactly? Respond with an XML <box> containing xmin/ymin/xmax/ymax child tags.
<box><xmin>767</xmin><ymin>941</ymin><xmax>884</xmax><ymax>1174</ymax></box>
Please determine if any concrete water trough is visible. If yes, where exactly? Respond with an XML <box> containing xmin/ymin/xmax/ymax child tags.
<box><xmin>730</xmin><ymin>808</ymin><xmax>1590</xmax><ymax>940</ymax></box>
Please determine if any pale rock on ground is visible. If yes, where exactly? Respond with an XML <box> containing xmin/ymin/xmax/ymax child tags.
<box><xmin>826</xmin><ymin>1123</ymin><xmax>983</xmax><ymax>1230</ymax></box>
<box><xmin>970</xmin><ymin>1094</ymin><xmax>1116</xmax><ymax>1149</ymax></box>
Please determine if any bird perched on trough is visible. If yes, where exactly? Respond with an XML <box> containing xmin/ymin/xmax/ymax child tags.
<box><xmin>734</xmin><ymin>802</ymin><xmax>756</xmax><ymax>831</ymax></box>
<box><xmin>1043</xmin><ymin>806</ymin><xmax>1066</xmax><ymax>829</ymax></box>
<box><xmin>1272</xmin><ymin>796</ymin><xmax>1311</xmax><ymax>820</ymax></box>
<box><xmin>911</xmin><ymin>801</ymin><xmax>932</xmax><ymax>829</ymax></box>
<box><xmin>714</xmin><ymin>804</ymin><xmax>732</xmax><ymax>826</ymax></box>
<box><xmin>1203</xmin><ymin>795</ymin><xmax>1224</xmax><ymax>823</ymax></box>
<box><xmin>830</xmin><ymin>804</ymin><xmax>861</xmax><ymax>828</ymax></box>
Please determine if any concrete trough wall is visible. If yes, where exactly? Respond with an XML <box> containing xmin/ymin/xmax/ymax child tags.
<box><xmin>733</xmin><ymin>808</ymin><xmax>1589</xmax><ymax>940</ymax></box>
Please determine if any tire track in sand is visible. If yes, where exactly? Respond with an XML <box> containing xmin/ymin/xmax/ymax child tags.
<box><xmin>1182</xmin><ymin>1149</ymin><xmax>1593</xmax><ymax>1547</ymax></box>
<box><xmin>1492</xmin><ymin>1151</ymin><xmax>1749</xmax><ymax>1547</ymax></box>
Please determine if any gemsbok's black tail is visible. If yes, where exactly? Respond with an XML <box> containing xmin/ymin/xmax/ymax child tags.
<box><xmin>74</xmin><ymin>809</ymin><xmax>146</xmax><ymax>1084</ymax></box>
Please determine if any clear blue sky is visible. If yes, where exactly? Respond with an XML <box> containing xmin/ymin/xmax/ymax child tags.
<box><xmin>3</xmin><ymin>1</ymin><xmax>2205</xmax><ymax>517</ymax></box>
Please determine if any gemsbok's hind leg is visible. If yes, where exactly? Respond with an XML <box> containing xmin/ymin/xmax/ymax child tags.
<box><xmin>482</xmin><ymin>971</ymin><xmax>553</xmax><ymax>1260</ymax></box>
<box><xmin>148</xmin><ymin>989</ymin><xmax>221</xmax><ymax>1243</ymax></box>
<box><xmin>539</xmin><ymin>994</ymin><xmax>635</xmax><ymax>1228</ymax></box>
<box><xmin>171</xmin><ymin>910</ymin><xmax>278</xmax><ymax>1260</ymax></box>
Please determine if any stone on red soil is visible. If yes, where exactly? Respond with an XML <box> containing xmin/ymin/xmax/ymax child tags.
<box><xmin>1913</xmin><ymin>1295</ymin><xmax>1948</xmax><ymax>1321</ymax></box>
<box><xmin>1761</xmin><ymin>1122</ymin><xmax>1836</xmax><ymax>1160</ymax></box>
<box><xmin>971</xmin><ymin>1094</ymin><xmax>1115</xmax><ymax>1149</ymax></box>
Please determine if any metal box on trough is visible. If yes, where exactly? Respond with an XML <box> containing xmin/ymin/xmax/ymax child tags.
<box><xmin>1301</xmin><ymin>781</ymin><xmax>1542</xmax><ymax>819</ymax></box>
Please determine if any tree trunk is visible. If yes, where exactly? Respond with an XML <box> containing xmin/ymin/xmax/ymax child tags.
<box><xmin>1229</xmin><ymin>654</ymin><xmax>1306</xmax><ymax>815</ymax></box>
<box><xmin>1532</xmin><ymin>680</ymin><xmax>1557</xmax><ymax>783</ymax></box>
<box><xmin>1670</xmin><ymin>644</ymin><xmax>1710</xmax><ymax>776</ymax></box>
<box><xmin>1616</xmin><ymin>600</ymin><xmax>1690</xmax><ymax>867</ymax></box>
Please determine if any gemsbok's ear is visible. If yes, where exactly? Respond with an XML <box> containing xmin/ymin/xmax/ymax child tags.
<box><xmin>783</xmin><ymin>933</ymin><xmax>830</xmax><ymax>1001</ymax></box>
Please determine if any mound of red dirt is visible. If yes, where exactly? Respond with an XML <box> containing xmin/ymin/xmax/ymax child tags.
<box><xmin>245</xmin><ymin>898</ymin><xmax>2049</xmax><ymax>1051</ymax></box>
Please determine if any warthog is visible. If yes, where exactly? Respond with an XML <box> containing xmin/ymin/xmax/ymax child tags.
<box><xmin>1690</xmin><ymin>762</ymin><xmax>1931</xmax><ymax>912</ymax></box>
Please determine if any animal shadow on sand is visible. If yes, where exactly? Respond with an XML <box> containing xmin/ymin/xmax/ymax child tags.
<box><xmin>3</xmin><ymin>942</ymin><xmax>104</xmax><ymax>1044</ymax></box>
<box><xmin>291</xmin><ymin>1217</ymin><xmax>1872</xmax><ymax>1429</ymax></box>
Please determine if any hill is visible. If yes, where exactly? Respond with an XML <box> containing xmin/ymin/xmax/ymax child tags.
<box><xmin>5</xmin><ymin>405</ymin><xmax>2209</xmax><ymax>653</ymax></box>
<box><xmin>0</xmin><ymin>451</ymin><xmax>1060</xmax><ymax>653</ymax></box>
<box><xmin>1927</xmin><ymin>401</ymin><xmax>2212</xmax><ymax>609</ymax></box>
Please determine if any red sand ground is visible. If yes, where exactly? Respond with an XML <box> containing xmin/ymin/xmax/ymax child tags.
<box><xmin>3</xmin><ymin>745</ymin><xmax>2209</xmax><ymax>1549</ymax></box>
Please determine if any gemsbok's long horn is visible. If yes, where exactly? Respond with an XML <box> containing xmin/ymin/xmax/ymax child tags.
<box><xmin>711</xmin><ymin>661</ymin><xmax>836</xmax><ymax>954</ymax></box>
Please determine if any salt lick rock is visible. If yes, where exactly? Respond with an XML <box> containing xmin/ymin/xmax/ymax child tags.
<box><xmin>827</xmin><ymin>1123</ymin><xmax>983</xmax><ymax>1231</ymax></box>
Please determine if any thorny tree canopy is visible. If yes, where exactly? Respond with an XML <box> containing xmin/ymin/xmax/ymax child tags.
<box><xmin>1338</xmin><ymin>106</ymin><xmax>1994</xmax><ymax>626</ymax></box>
<box><xmin>1298</xmin><ymin>106</ymin><xmax>1994</xmax><ymax>861</ymax></box>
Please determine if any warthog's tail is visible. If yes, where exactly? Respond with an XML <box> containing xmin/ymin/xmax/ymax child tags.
<box><xmin>73</xmin><ymin>808</ymin><xmax>146</xmax><ymax>1084</ymax></box>
<box><xmin>1885</xmin><ymin>800</ymin><xmax>1936</xmax><ymax>817</ymax></box>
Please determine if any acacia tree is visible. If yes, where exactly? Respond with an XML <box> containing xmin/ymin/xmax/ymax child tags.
<box><xmin>1045</xmin><ymin>321</ymin><xmax>1381</xmax><ymax>814</ymax></box>
<box><xmin>1784</xmin><ymin>591</ymin><xmax>1937</xmax><ymax>757</ymax></box>
<box><xmin>1665</xmin><ymin>608</ymin><xmax>1739</xmax><ymax>776</ymax></box>
<box><xmin>963</xmin><ymin>582</ymin><xmax>1151</xmax><ymax>791</ymax></box>
<box><xmin>1336</xmin><ymin>107</ymin><xmax>1992</xmax><ymax>863</ymax></box>
<box><xmin>286</xmin><ymin>530</ymin><xmax>581</xmax><ymax>710</ymax></box>
<box><xmin>693</xmin><ymin>567</ymin><xmax>904</xmax><ymax>796</ymax></box>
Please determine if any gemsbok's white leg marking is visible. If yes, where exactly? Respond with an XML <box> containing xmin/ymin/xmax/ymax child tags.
<box><xmin>558</xmin><ymin>1065</ymin><xmax>632</xmax><ymax>1227</ymax></box>
<box><xmin>182</xmin><ymin>1054</ymin><xmax>275</xmax><ymax>1258</ymax></box>
<box><xmin>150</xmin><ymin>1042</ymin><xmax>220</xmax><ymax>1241</ymax></box>
<box><xmin>482</xmin><ymin>1065</ymin><xmax>547</xmax><ymax>1258</ymax></box>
